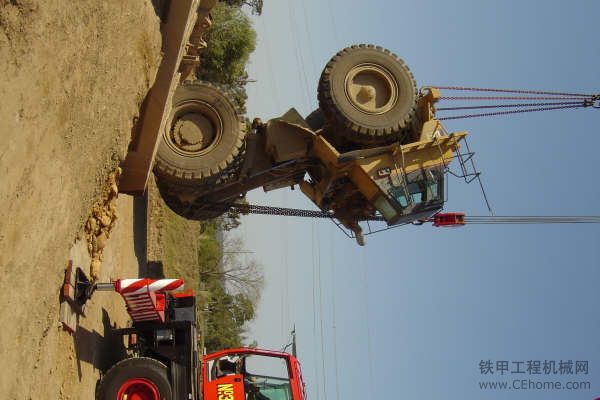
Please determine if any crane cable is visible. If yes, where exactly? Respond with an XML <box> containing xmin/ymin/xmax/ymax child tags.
<box><xmin>427</xmin><ymin>86</ymin><xmax>599</xmax><ymax>120</ymax></box>
<box><xmin>206</xmin><ymin>202</ymin><xmax>600</xmax><ymax>225</ymax></box>
<box><xmin>432</xmin><ymin>86</ymin><xmax>595</xmax><ymax>97</ymax></box>
<box><xmin>464</xmin><ymin>216</ymin><xmax>600</xmax><ymax>224</ymax></box>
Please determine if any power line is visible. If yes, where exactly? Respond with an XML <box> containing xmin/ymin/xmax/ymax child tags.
<box><xmin>311</xmin><ymin>221</ymin><xmax>321</xmax><ymax>400</ymax></box>
<box><xmin>299</xmin><ymin>0</ymin><xmax>320</xmax><ymax>86</ymax></box>
<box><xmin>257</xmin><ymin>18</ymin><xmax>281</xmax><ymax>109</ymax></box>
<box><xmin>361</xmin><ymin>251</ymin><xmax>375</xmax><ymax>398</ymax></box>
<box><xmin>324</xmin><ymin>0</ymin><xmax>340</xmax><ymax>46</ymax></box>
<box><xmin>287</xmin><ymin>0</ymin><xmax>313</xmax><ymax>112</ymax></box>
<box><xmin>329</xmin><ymin>227</ymin><xmax>341</xmax><ymax>400</ymax></box>
<box><xmin>279</xmin><ymin>216</ymin><xmax>285</xmax><ymax>344</ymax></box>
<box><xmin>317</xmin><ymin>226</ymin><xmax>328</xmax><ymax>400</ymax></box>
<box><xmin>281</xmin><ymin>212</ymin><xmax>290</xmax><ymax>345</ymax></box>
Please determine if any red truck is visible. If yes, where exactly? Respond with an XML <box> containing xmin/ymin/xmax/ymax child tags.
<box><xmin>69</xmin><ymin>275</ymin><xmax>305</xmax><ymax>400</ymax></box>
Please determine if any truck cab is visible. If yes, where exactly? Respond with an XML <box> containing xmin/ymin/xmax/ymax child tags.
<box><xmin>374</xmin><ymin>164</ymin><xmax>446</xmax><ymax>226</ymax></box>
<box><xmin>203</xmin><ymin>348</ymin><xmax>305</xmax><ymax>400</ymax></box>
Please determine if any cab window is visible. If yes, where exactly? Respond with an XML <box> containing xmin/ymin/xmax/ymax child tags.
<box><xmin>389</xmin><ymin>169</ymin><xmax>442</xmax><ymax>209</ymax></box>
<box><xmin>243</xmin><ymin>355</ymin><xmax>292</xmax><ymax>400</ymax></box>
<box><xmin>207</xmin><ymin>355</ymin><xmax>242</xmax><ymax>381</ymax></box>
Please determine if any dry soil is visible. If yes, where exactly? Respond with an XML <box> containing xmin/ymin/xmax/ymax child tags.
<box><xmin>0</xmin><ymin>1</ymin><xmax>163</xmax><ymax>398</ymax></box>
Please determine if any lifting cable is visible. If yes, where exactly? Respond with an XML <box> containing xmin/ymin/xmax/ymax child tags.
<box><xmin>428</xmin><ymin>86</ymin><xmax>599</xmax><ymax>120</ymax></box>
<box><xmin>206</xmin><ymin>202</ymin><xmax>600</xmax><ymax>226</ymax></box>
<box><xmin>463</xmin><ymin>216</ymin><xmax>600</xmax><ymax>224</ymax></box>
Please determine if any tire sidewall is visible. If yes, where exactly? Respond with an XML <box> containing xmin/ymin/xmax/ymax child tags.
<box><xmin>156</xmin><ymin>82</ymin><xmax>244</xmax><ymax>181</ymax></box>
<box><xmin>323</xmin><ymin>46</ymin><xmax>416</xmax><ymax>133</ymax></box>
<box><xmin>97</xmin><ymin>358</ymin><xmax>172</xmax><ymax>400</ymax></box>
<box><xmin>156</xmin><ymin>182</ymin><xmax>226</xmax><ymax>220</ymax></box>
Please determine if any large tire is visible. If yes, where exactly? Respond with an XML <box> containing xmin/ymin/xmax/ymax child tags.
<box><xmin>96</xmin><ymin>357</ymin><xmax>172</xmax><ymax>400</ymax></box>
<box><xmin>154</xmin><ymin>81</ymin><xmax>245</xmax><ymax>183</ymax></box>
<box><xmin>156</xmin><ymin>182</ymin><xmax>227</xmax><ymax>220</ymax></box>
<box><xmin>305</xmin><ymin>108</ymin><xmax>325</xmax><ymax>131</ymax></box>
<box><xmin>318</xmin><ymin>44</ymin><xmax>417</xmax><ymax>145</ymax></box>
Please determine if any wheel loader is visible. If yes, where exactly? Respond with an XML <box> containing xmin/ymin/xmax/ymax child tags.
<box><xmin>119</xmin><ymin>1</ymin><xmax>468</xmax><ymax>245</ymax></box>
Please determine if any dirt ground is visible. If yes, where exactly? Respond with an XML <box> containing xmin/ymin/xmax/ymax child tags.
<box><xmin>0</xmin><ymin>1</ymin><xmax>164</xmax><ymax>398</ymax></box>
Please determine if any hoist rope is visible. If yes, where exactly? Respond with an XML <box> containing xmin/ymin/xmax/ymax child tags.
<box><xmin>429</xmin><ymin>86</ymin><xmax>598</xmax><ymax>120</ymax></box>
<box><xmin>206</xmin><ymin>202</ymin><xmax>600</xmax><ymax>225</ymax></box>
<box><xmin>440</xmin><ymin>96</ymin><xmax>588</xmax><ymax>101</ymax></box>
<box><xmin>436</xmin><ymin>101</ymin><xmax>584</xmax><ymax>111</ymax></box>
<box><xmin>431</xmin><ymin>86</ymin><xmax>594</xmax><ymax>97</ymax></box>
<box><xmin>464</xmin><ymin>216</ymin><xmax>600</xmax><ymax>224</ymax></box>
<box><xmin>437</xmin><ymin>104</ymin><xmax>586</xmax><ymax>121</ymax></box>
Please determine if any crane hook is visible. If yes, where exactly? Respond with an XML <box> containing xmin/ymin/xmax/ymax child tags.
<box><xmin>585</xmin><ymin>94</ymin><xmax>600</xmax><ymax>108</ymax></box>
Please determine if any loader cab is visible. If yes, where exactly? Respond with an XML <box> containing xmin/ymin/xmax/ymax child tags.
<box><xmin>202</xmin><ymin>348</ymin><xmax>305</xmax><ymax>400</ymax></box>
<box><xmin>373</xmin><ymin>165</ymin><xmax>445</xmax><ymax>226</ymax></box>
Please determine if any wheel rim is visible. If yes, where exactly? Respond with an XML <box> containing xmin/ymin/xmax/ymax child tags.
<box><xmin>344</xmin><ymin>63</ymin><xmax>398</xmax><ymax>115</ymax></box>
<box><xmin>117</xmin><ymin>378</ymin><xmax>160</xmax><ymax>400</ymax></box>
<box><xmin>165</xmin><ymin>100</ymin><xmax>223</xmax><ymax>157</ymax></box>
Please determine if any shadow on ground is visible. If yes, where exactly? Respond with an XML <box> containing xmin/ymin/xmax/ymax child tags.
<box><xmin>133</xmin><ymin>193</ymin><xmax>148</xmax><ymax>277</ymax></box>
<box><xmin>72</xmin><ymin>309</ymin><xmax>126</xmax><ymax>380</ymax></box>
<box><xmin>150</xmin><ymin>0</ymin><xmax>170</xmax><ymax>22</ymax></box>
<box><xmin>133</xmin><ymin>191</ymin><xmax>165</xmax><ymax>279</ymax></box>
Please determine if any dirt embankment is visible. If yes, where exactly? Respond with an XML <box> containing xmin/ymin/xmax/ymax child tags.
<box><xmin>0</xmin><ymin>1</ymin><xmax>162</xmax><ymax>398</ymax></box>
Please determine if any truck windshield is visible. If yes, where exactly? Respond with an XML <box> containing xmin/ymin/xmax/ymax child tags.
<box><xmin>244</xmin><ymin>355</ymin><xmax>292</xmax><ymax>400</ymax></box>
<box><xmin>388</xmin><ymin>167</ymin><xmax>443</xmax><ymax>209</ymax></box>
<box><xmin>389</xmin><ymin>179</ymin><xmax>439</xmax><ymax>208</ymax></box>
<box><xmin>246</xmin><ymin>377</ymin><xmax>292</xmax><ymax>400</ymax></box>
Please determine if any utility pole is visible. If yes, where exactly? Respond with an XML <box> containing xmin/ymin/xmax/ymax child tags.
<box><xmin>292</xmin><ymin>325</ymin><xmax>297</xmax><ymax>357</ymax></box>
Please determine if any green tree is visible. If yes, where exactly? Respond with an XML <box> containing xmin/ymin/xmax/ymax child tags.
<box><xmin>198</xmin><ymin>4</ymin><xmax>257</xmax><ymax>87</ymax></box>
<box><xmin>203</xmin><ymin>286</ymin><xmax>257</xmax><ymax>351</ymax></box>
<box><xmin>219</xmin><ymin>197</ymin><xmax>249</xmax><ymax>231</ymax></box>
<box><xmin>199</xmin><ymin>233</ymin><xmax>263</xmax><ymax>352</ymax></box>
<box><xmin>221</xmin><ymin>0</ymin><xmax>264</xmax><ymax>15</ymax></box>
<box><xmin>195</xmin><ymin>3</ymin><xmax>263</xmax><ymax>352</ymax></box>
<box><xmin>200</xmin><ymin>236</ymin><xmax>264</xmax><ymax>301</ymax></box>
<box><xmin>197</xmin><ymin>3</ymin><xmax>258</xmax><ymax>113</ymax></box>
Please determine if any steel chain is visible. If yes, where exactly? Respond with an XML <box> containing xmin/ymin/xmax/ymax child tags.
<box><xmin>437</xmin><ymin>104</ymin><xmax>585</xmax><ymax>121</ymax></box>
<box><xmin>436</xmin><ymin>101</ymin><xmax>584</xmax><ymax>111</ymax></box>
<box><xmin>201</xmin><ymin>202</ymin><xmax>385</xmax><ymax>221</ymax></box>
<box><xmin>439</xmin><ymin>96</ymin><xmax>588</xmax><ymax>101</ymax></box>
<box><xmin>431</xmin><ymin>86</ymin><xmax>593</xmax><ymax>97</ymax></box>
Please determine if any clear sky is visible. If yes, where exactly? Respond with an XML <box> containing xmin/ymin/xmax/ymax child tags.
<box><xmin>234</xmin><ymin>1</ymin><xmax>600</xmax><ymax>399</ymax></box>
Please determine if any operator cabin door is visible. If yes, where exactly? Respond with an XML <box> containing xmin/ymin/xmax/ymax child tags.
<box><xmin>243</xmin><ymin>355</ymin><xmax>294</xmax><ymax>400</ymax></box>
<box><xmin>205</xmin><ymin>356</ymin><xmax>245</xmax><ymax>400</ymax></box>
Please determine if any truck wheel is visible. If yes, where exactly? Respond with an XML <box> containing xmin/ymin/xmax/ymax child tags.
<box><xmin>318</xmin><ymin>44</ymin><xmax>417</xmax><ymax>145</ymax></box>
<box><xmin>96</xmin><ymin>357</ymin><xmax>172</xmax><ymax>400</ymax></box>
<box><xmin>154</xmin><ymin>81</ymin><xmax>245</xmax><ymax>183</ymax></box>
<box><xmin>157</xmin><ymin>184</ymin><xmax>227</xmax><ymax>220</ymax></box>
<box><xmin>305</xmin><ymin>109</ymin><xmax>325</xmax><ymax>131</ymax></box>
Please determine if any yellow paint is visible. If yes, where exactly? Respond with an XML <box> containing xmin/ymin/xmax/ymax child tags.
<box><xmin>217</xmin><ymin>383</ymin><xmax>235</xmax><ymax>400</ymax></box>
<box><xmin>312</xmin><ymin>135</ymin><xmax>340</xmax><ymax>168</ymax></box>
<box><xmin>305</xmin><ymin>124</ymin><xmax>466</xmax><ymax>222</ymax></box>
